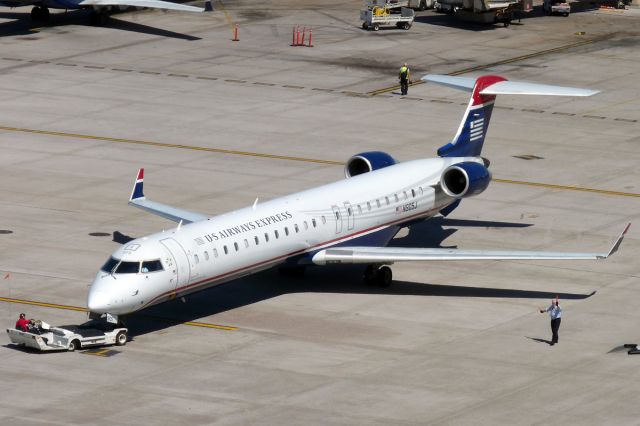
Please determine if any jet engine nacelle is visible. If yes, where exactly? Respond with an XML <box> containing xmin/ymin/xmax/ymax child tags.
<box><xmin>440</xmin><ymin>161</ymin><xmax>491</xmax><ymax>198</ymax></box>
<box><xmin>345</xmin><ymin>151</ymin><xmax>397</xmax><ymax>178</ymax></box>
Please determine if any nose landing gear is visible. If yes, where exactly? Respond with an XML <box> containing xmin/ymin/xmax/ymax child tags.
<box><xmin>363</xmin><ymin>264</ymin><xmax>393</xmax><ymax>287</ymax></box>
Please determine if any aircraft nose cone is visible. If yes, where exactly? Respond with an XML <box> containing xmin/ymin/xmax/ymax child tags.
<box><xmin>87</xmin><ymin>291</ymin><xmax>110</xmax><ymax>313</ymax></box>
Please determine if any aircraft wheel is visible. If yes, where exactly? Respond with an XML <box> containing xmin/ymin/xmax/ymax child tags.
<box><xmin>40</xmin><ymin>7</ymin><xmax>50</xmax><ymax>21</ymax></box>
<box><xmin>363</xmin><ymin>265</ymin><xmax>378</xmax><ymax>285</ymax></box>
<box><xmin>90</xmin><ymin>11</ymin><xmax>109</xmax><ymax>26</ymax></box>
<box><xmin>377</xmin><ymin>266</ymin><xmax>392</xmax><ymax>287</ymax></box>
<box><xmin>115</xmin><ymin>331</ymin><xmax>127</xmax><ymax>346</ymax></box>
<box><xmin>30</xmin><ymin>7</ymin><xmax>41</xmax><ymax>21</ymax></box>
<box><xmin>68</xmin><ymin>339</ymin><xmax>80</xmax><ymax>352</ymax></box>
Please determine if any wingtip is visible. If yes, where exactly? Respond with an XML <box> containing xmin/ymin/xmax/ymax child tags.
<box><xmin>605</xmin><ymin>222</ymin><xmax>631</xmax><ymax>258</ymax></box>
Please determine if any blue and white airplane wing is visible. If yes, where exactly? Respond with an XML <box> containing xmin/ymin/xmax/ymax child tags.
<box><xmin>128</xmin><ymin>168</ymin><xmax>208</xmax><ymax>224</ymax></box>
<box><xmin>79</xmin><ymin>0</ymin><xmax>204</xmax><ymax>12</ymax></box>
<box><xmin>312</xmin><ymin>224</ymin><xmax>630</xmax><ymax>265</ymax></box>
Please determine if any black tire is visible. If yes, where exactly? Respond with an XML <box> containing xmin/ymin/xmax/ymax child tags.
<box><xmin>403</xmin><ymin>22</ymin><xmax>411</xmax><ymax>30</ymax></box>
<box><xmin>504</xmin><ymin>20</ymin><xmax>510</xmax><ymax>27</ymax></box>
<box><xmin>30</xmin><ymin>6</ymin><xmax>41</xmax><ymax>21</ymax></box>
<box><xmin>419</xmin><ymin>0</ymin><xmax>427</xmax><ymax>10</ymax></box>
<box><xmin>378</xmin><ymin>266</ymin><xmax>392</xmax><ymax>287</ymax></box>
<box><xmin>68</xmin><ymin>340</ymin><xmax>80</xmax><ymax>352</ymax></box>
<box><xmin>115</xmin><ymin>331</ymin><xmax>127</xmax><ymax>346</ymax></box>
<box><xmin>372</xmin><ymin>23</ymin><xmax>380</xmax><ymax>31</ymax></box>
<box><xmin>564</xmin><ymin>12</ymin><xmax>569</xmax><ymax>16</ymax></box>
<box><xmin>363</xmin><ymin>265</ymin><xmax>377</xmax><ymax>285</ymax></box>
<box><xmin>362</xmin><ymin>22</ymin><xmax>368</xmax><ymax>29</ymax></box>
<box><xmin>40</xmin><ymin>7</ymin><xmax>50</xmax><ymax>21</ymax></box>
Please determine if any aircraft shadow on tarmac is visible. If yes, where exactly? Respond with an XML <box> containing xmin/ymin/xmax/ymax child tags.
<box><xmin>0</xmin><ymin>10</ymin><xmax>200</xmax><ymax>40</ymax></box>
<box><xmin>122</xmin><ymin>218</ymin><xmax>596</xmax><ymax>337</ymax></box>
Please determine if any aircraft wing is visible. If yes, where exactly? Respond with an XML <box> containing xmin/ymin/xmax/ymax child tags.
<box><xmin>79</xmin><ymin>0</ymin><xmax>204</xmax><ymax>12</ymax></box>
<box><xmin>128</xmin><ymin>168</ymin><xmax>208</xmax><ymax>224</ymax></box>
<box><xmin>312</xmin><ymin>224</ymin><xmax>630</xmax><ymax>265</ymax></box>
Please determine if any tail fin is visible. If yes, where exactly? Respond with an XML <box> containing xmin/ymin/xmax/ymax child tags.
<box><xmin>423</xmin><ymin>74</ymin><xmax>599</xmax><ymax>158</ymax></box>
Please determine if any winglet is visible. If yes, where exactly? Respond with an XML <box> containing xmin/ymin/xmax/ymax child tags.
<box><xmin>600</xmin><ymin>223</ymin><xmax>631</xmax><ymax>259</ymax></box>
<box><xmin>130</xmin><ymin>168</ymin><xmax>145</xmax><ymax>201</ymax></box>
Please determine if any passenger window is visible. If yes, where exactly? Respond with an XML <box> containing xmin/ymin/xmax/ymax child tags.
<box><xmin>285</xmin><ymin>227</ymin><xmax>289</xmax><ymax>236</ymax></box>
<box><xmin>141</xmin><ymin>260</ymin><xmax>163</xmax><ymax>273</ymax></box>
<box><xmin>115</xmin><ymin>261</ymin><xmax>140</xmax><ymax>274</ymax></box>
<box><xmin>204</xmin><ymin>251</ymin><xmax>209</xmax><ymax>261</ymax></box>
<box><xmin>403</xmin><ymin>191</ymin><xmax>408</xmax><ymax>200</ymax></box>
<box><xmin>385</xmin><ymin>196</ymin><xmax>390</xmax><ymax>205</ymax></box>
<box><xmin>321</xmin><ymin>216</ymin><xmax>326</xmax><ymax>224</ymax></box>
<box><xmin>412</xmin><ymin>189</ymin><xmax>416</xmax><ymax>198</ymax></box>
<box><xmin>265</xmin><ymin>232</ymin><xmax>270</xmax><ymax>242</ymax></box>
<box><xmin>275</xmin><ymin>230</ymin><xmax>279</xmax><ymax>239</ymax></box>
<box><xmin>213</xmin><ymin>248</ymin><xmax>218</xmax><ymax>258</ymax></box>
<box><xmin>194</xmin><ymin>254</ymin><xmax>199</xmax><ymax>264</ymax></box>
<box><xmin>304</xmin><ymin>221</ymin><xmax>308</xmax><ymax>230</ymax></box>
<box><xmin>224</xmin><ymin>245</ymin><xmax>228</xmax><ymax>255</ymax></box>
<box><xmin>419</xmin><ymin>186</ymin><xmax>424</xmax><ymax>195</ymax></box>
<box><xmin>244</xmin><ymin>239</ymin><xmax>249</xmax><ymax>248</ymax></box>
<box><xmin>234</xmin><ymin>242</ymin><xmax>239</xmax><ymax>251</ymax></box>
<box><xmin>255</xmin><ymin>236</ymin><xmax>259</xmax><ymax>245</ymax></box>
<box><xmin>335</xmin><ymin>211</ymin><xmax>339</xmax><ymax>220</ymax></box>
<box><xmin>376</xmin><ymin>199</ymin><xmax>381</xmax><ymax>208</ymax></box>
<box><xmin>357</xmin><ymin>205</ymin><xmax>362</xmax><ymax>214</ymax></box>
<box><xmin>294</xmin><ymin>224</ymin><xmax>299</xmax><ymax>233</ymax></box>
<box><xmin>395</xmin><ymin>194</ymin><xmax>399</xmax><ymax>202</ymax></box>
<box><xmin>347</xmin><ymin>208</ymin><xmax>352</xmax><ymax>216</ymax></box>
<box><xmin>367</xmin><ymin>202</ymin><xmax>371</xmax><ymax>211</ymax></box>
<box><xmin>312</xmin><ymin>218</ymin><xmax>317</xmax><ymax>227</ymax></box>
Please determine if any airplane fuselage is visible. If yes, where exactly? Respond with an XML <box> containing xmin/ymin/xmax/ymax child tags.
<box><xmin>87</xmin><ymin>157</ymin><xmax>472</xmax><ymax>315</ymax></box>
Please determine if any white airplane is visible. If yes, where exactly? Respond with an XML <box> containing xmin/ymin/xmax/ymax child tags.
<box><xmin>0</xmin><ymin>0</ymin><xmax>204</xmax><ymax>25</ymax></box>
<box><xmin>87</xmin><ymin>74</ymin><xmax>630</xmax><ymax>322</ymax></box>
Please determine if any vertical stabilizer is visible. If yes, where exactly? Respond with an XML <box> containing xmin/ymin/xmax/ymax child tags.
<box><xmin>436</xmin><ymin>75</ymin><xmax>506</xmax><ymax>158</ymax></box>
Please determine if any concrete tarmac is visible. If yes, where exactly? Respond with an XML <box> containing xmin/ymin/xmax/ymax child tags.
<box><xmin>0</xmin><ymin>1</ymin><xmax>638</xmax><ymax>424</ymax></box>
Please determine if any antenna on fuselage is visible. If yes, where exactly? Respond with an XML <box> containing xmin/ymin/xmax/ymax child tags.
<box><xmin>253</xmin><ymin>198</ymin><xmax>259</xmax><ymax>210</ymax></box>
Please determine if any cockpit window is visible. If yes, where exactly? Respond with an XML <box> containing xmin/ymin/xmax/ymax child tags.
<box><xmin>141</xmin><ymin>260</ymin><xmax>163</xmax><ymax>273</ymax></box>
<box><xmin>100</xmin><ymin>257</ymin><xmax>120</xmax><ymax>273</ymax></box>
<box><xmin>115</xmin><ymin>261</ymin><xmax>140</xmax><ymax>274</ymax></box>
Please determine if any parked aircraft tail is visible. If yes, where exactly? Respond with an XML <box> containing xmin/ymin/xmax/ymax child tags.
<box><xmin>422</xmin><ymin>74</ymin><xmax>599</xmax><ymax>158</ymax></box>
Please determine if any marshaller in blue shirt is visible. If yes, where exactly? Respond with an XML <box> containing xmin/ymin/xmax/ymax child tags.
<box><xmin>540</xmin><ymin>297</ymin><xmax>562</xmax><ymax>345</ymax></box>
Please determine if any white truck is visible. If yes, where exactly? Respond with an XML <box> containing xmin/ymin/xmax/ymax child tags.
<box><xmin>543</xmin><ymin>0</ymin><xmax>570</xmax><ymax>16</ymax></box>
<box><xmin>7</xmin><ymin>319</ymin><xmax>128</xmax><ymax>352</ymax></box>
<box><xmin>361</xmin><ymin>6</ymin><xmax>415</xmax><ymax>30</ymax></box>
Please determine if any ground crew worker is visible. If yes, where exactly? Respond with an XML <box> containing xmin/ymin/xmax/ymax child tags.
<box><xmin>540</xmin><ymin>297</ymin><xmax>562</xmax><ymax>345</ymax></box>
<box><xmin>399</xmin><ymin>63</ymin><xmax>410</xmax><ymax>95</ymax></box>
<box><xmin>15</xmin><ymin>313</ymin><xmax>31</xmax><ymax>332</ymax></box>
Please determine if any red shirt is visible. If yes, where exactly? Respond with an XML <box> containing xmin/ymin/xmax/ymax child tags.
<box><xmin>15</xmin><ymin>318</ymin><xmax>30</xmax><ymax>331</ymax></box>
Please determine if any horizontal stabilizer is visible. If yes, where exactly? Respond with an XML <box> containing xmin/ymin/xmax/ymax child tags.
<box><xmin>422</xmin><ymin>74</ymin><xmax>599</xmax><ymax>97</ymax></box>
<box><xmin>480</xmin><ymin>81</ymin><xmax>599</xmax><ymax>97</ymax></box>
<box><xmin>79</xmin><ymin>0</ymin><xmax>204</xmax><ymax>12</ymax></box>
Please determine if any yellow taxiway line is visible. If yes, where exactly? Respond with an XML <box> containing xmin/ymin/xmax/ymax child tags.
<box><xmin>366</xmin><ymin>34</ymin><xmax>612</xmax><ymax>96</ymax></box>
<box><xmin>0</xmin><ymin>296</ymin><xmax>237</xmax><ymax>331</ymax></box>
<box><xmin>0</xmin><ymin>124</ymin><xmax>637</xmax><ymax>199</ymax></box>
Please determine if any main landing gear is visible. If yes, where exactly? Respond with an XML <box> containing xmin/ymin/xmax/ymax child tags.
<box><xmin>363</xmin><ymin>264</ymin><xmax>392</xmax><ymax>287</ymax></box>
<box><xmin>89</xmin><ymin>11</ymin><xmax>109</xmax><ymax>26</ymax></box>
<box><xmin>30</xmin><ymin>6</ymin><xmax>50</xmax><ymax>22</ymax></box>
